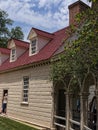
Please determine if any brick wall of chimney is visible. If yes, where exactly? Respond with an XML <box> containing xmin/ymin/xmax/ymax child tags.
<box><xmin>68</xmin><ymin>1</ymin><xmax>89</xmax><ymax>25</ymax></box>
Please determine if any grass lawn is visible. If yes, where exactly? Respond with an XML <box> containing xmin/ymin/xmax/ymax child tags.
<box><xmin>0</xmin><ymin>116</ymin><xmax>37</xmax><ymax>130</ymax></box>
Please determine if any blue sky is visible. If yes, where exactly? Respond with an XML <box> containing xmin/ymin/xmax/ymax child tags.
<box><xmin>0</xmin><ymin>0</ymin><xmax>91</xmax><ymax>40</ymax></box>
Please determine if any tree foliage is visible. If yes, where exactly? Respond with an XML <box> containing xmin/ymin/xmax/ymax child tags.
<box><xmin>10</xmin><ymin>26</ymin><xmax>24</xmax><ymax>40</ymax></box>
<box><xmin>0</xmin><ymin>9</ymin><xmax>24</xmax><ymax>47</ymax></box>
<box><xmin>51</xmin><ymin>0</ymin><xmax>98</xmax><ymax>90</ymax></box>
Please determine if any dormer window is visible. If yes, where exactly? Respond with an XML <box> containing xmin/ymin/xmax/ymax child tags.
<box><xmin>11</xmin><ymin>48</ymin><xmax>16</xmax><ymax>61</ymax></box>
<box><xmin>31</xmin><ymin>39</ymin><xmax>36</xmax><ymax>54</ymax></box>
<box><xmin>29</xmin><ymin>38</ymin><xmax>37</xmax><ymax>56</ymax></box>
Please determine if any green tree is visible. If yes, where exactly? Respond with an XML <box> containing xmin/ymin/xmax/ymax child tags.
<box><xmin>0</xmin><ymin>9</ymin><xmax>13</xmax><ymax>47</ymax></box>
<box><xmin>10</xmin><ymin>26</ymin><xmax>24</xmax><ymax>40</ymax></box>
<box><xmin>0</xmin><ymin>9</ymin><xmax>24</xmax><ymax>47</ymax></box>
<box><xmin>51</xmin><ymin>0</ymin><xmax>98</xmax><ymax>91</ymax></box>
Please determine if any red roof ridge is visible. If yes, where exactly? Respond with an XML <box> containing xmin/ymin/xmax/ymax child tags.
<box><xmin>53</xmin><ymin>26</ymin><xmax>70</xmax><ymax>34</ymax></box>
<box><xmin>32</xmin><ymin>27</ymin><xmax>53</xmax><ymax>35</ymax></box>
<box><xmin>12</xmin><ymin>38</ymin><xmax>29</xmax><ymax>44</ymax></box>
<box><xmin>9</xmin><ymin>38</ymin><xmax>30</xmax><ymax>49</ymax></box>
<box><xmin>32</xmin><ymin>27</ymin><xmax>54</xmax><ymax>39</ymax></box>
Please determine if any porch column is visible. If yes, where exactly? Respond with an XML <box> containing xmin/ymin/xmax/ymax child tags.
<box><xmin>80</xmin><ymin>93</ymin><xmax>89</xmax><ymax>130</ymax></box>
<box><xmin>95</xmin><ymin>90</ymin><xmax>98</xmax><ymax>130</ymax></box>
<box><xmin>51</xmin><ymin>85</ymin><xmax>56</xmax><ymax>130</ymax></box>
<box><xmin>65</xmin><ymin>92</ymin><xmax>71</xmax><ymax>130</ymax></box>
<box><xmin>69</xmin><ymin>93</ymin><xmax>73</xmax><ymax>122</ymax></box>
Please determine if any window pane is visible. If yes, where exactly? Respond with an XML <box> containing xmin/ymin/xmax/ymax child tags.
<box><xmin>24</xmin><ymin>85</ymin><xmax>28</xmax><ymax>89</ymax></box>
<box><xmin>11</xmin><ymin>48</ymin><xmax>16</xmax><ymax>61</ymax></box>
<box><xmin>23</xmin><ymin>89</ymin><xmax>28</xmax><ymax>93</ymax></box>
<box><xmin>12</xmin><ymin>49</ymin><xmax>15</xmax><ymax>54</ymax></box>
<box><xmin>31</xmin><ymin>39</ymin><xmax>36</xmax><ymax>54</ymax></box>
<box><xmin>23</xmin><ymin>76</ymin><xmax>29</xmax><ymax>102</ymax></box>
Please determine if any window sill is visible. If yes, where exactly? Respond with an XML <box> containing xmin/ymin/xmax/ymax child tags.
<box><xmin>29</xmin><ymin>52</ymin><xmax>37</xmax><ymax>56</ymax></box>
<box><xmin>21</xmin><ymin>102</ymin><xmax>29</xmax><ymax>106</ymax></box>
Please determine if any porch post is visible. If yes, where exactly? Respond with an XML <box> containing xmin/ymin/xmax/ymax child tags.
<box><xmin>80</xmin><ymin>93</ymin><xmax>89</xmax><ymax>130</ymax></box>
<box><xmin>80</xmin><ymin>94</ymin><xmax>84</xmax><ymax>130</ymax></box>
<box><xmin>65</xmin><ymin>92</ymin><xmax>70</xmax><ymax>130</ymax></box>
<box><xmin>51</xmin><ymin>84</ymin><xmax>56</xmax><ymax>130</ymax></box>
<box><xmin>69</xmin><ymin>93</ymin><xmax>73</xmax><ymax>122</ymax></box>
<box><xmin>95</xmin><ymin>90</ymin><xmax>98</xmax><ymax>130</ymax></box>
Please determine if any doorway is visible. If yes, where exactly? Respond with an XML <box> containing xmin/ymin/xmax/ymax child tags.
<box><xmin>3</xmin><ymin>89</ymin><xmax>8</xmax><ymax>97</ymax></box>
<box><xmin>57</xmin><ymin>89</ymin><xmax>65</xmax><ymax>118</ymax></box>
<box><xmin>2</xmin><ymin>89</ymin><xmax>8</xmax><ymax>113</ymax></box>
<box><xmin>54</xmin><ymin>88</ymin><xmax>66</xmax><ymax>130</ymax></box>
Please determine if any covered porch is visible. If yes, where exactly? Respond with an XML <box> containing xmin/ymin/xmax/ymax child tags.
<box><xmin>53</xmin><ymin>72</ymin><xmax>98</xmax><ymax>130</ymax></box>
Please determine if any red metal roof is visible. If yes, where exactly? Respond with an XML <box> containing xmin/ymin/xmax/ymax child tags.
<box><xmin>0</xmin><ymin>26</ymin><xmax>69</xmax><ymax>72</ymax></box>
<box><xmin>0</xmin><ymin>48</ymin><xmax>10</xmax><ymax>54</ymax></box>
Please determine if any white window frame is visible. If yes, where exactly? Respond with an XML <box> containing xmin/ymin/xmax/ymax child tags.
<box><xmin>11</xmin><ymin>48</ymin><xmax>16</xmax><ymax>61</ymax></box>
<box><xmin>22</xmin><ymin>76</ymin><xmax>29</xmax><ymax>103</ymax></box>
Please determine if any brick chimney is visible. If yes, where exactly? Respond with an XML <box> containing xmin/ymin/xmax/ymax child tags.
<box><xmin>68</xmin><ymin>0</ymin><xmax>89</xmax><ymax>25</ymax></box>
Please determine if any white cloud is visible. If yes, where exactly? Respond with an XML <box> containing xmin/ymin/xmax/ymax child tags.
<box><xmin>38</xmin><ymin>0</ymin><xmax>62</xmax><ymax>8</ymax></box>
<box><xmin>0</xmin><ymin>0</ymin><xmax>91</xmax><ymax>40</ymax></box>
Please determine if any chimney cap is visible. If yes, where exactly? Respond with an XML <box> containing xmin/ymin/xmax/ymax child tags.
<box><xmin>68</xmin><ymin>0</ymin><xmax>90</xmax><ymax>9</ymax></box>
